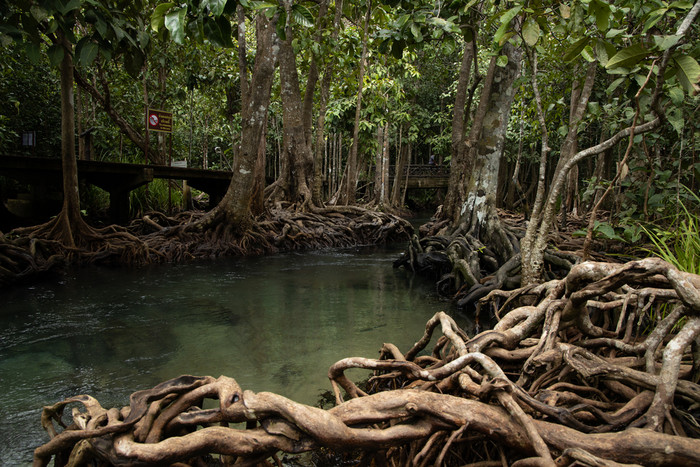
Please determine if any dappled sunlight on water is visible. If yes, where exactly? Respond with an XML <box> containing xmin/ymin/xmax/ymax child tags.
<box><xmin>0</xmin><ymin>245</ymin><xmax>466</xmax><ymax>464</ymax></box>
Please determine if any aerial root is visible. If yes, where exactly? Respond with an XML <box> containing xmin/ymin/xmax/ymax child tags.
<box><xmin>33</xmin><ymin>257</ymin><xmax>700</xmax><ymax>466</ymax></box>
<box><xmin>397</xmin><ymin>211</ymin><xmax>620</xmax><ymax>314</ymax></box>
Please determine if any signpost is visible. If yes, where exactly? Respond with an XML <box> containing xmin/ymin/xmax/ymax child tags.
<box><xmin>147</xmin><ymin>109</ymin><xmax>173</xmax><ymax>133</ymax></box>
<box><xmin>145</xmin><ymin>108</ymin><xmax>175</xmax><ymax>211</ymax></box>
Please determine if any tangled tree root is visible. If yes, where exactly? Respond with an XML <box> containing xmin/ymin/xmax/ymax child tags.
<box><xmin>0</xmin><ymin>231</ymin><xmax>64</xmax><ymax>286</ymax></box>
<box><xmin>131</xmin><ymin>206</ymin><xmax>412</xmax><ymax>262</ymax></box>
<box><xmin>396</xmin><ymin>210</ymin><xmax>617</xmax><ymax>314</ymax></box>
<box><xmin>35</xmin><ymin>257</ymin><xmax>700</xmax><ymax>466</ymax></box>
<box><xmin>1</xmin><ymin>207</ymin><xmax>411</xmax><ymax>286</ymax></box>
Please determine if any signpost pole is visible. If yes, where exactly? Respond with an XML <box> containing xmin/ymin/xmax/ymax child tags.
<box><xmin>168</xmin><ymin>133</ymin><xmax>172</xmax><ymax>214</ymax></box>
<box><xmin>145</xmin><ymin>108</ymin><xmax>149</xmax><ymax>165</ymax></box>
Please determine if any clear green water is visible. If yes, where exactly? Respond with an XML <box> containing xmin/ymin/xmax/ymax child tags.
<box><xmin>0</xmin><ymin>245</ymin><xmax>464</xmax><ymax>464</ymax></box>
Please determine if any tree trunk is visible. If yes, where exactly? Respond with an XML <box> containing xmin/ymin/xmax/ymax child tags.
<box><xmin>250</xmin><ymin>114</ymin><xmax>267</xmax><ymax>215</ymax></box>
<box><xmin>391</xmin><ymin>125</ymin><xmax>407</xmax><ymax>206</ymax></box>
<box><xmin>453</xmin><ymin>43</ymin><xmax>521</xmax><ymax>259</ymax></box>
<box><xmin>373</xmin><ymin>122</ymin><xmax>389</xmax><ymax>207</ymax></box>
<box><xmin>201</xmin><ymin>12</ymin><xmax>278</xmax><ymax>232</ymax></box>
<box><xmin>521</xmin><ymin>62</ymin><xmax>596</xmax><ymax>285</ymax></box>
<box><xmin>58</xmin><ymin>33</ymin><xmax>82</xmax><ymax>244</ymax></box>
<box><xmin>442</xmin><ymin>40</ymin><xmax>475</xmax><ymax>224</ymax></box>
<box><xmin>271</xmin><ymin>4</ymin><xmax>315</xmax><ymax>209</ymax></box>
<box><xmin>340</xmin><ymin>1</ymin><xmax>371</xmax><ymax>205</ymax></box>
<box><xmin>312</xmin><ymin>0</ymin><xmax>343</xmax><ymax>205</ymax></box>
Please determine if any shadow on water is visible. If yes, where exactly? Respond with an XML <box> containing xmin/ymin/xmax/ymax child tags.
<box><xmin>0</xmin><ymin>244</ymin><xmax>469</xmax><ymax>464</ymax></box>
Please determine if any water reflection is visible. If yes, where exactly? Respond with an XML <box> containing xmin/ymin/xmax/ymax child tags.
<box><xmin>0</xmin><ymin>246</ymin><xmax>465</xmax><ymax>464</ymax></box>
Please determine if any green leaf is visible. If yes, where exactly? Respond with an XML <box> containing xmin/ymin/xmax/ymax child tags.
<box><xmin>30</xmin><ymin>6</ymin><xmax>48</xmax><ymax>23</ymax></box>
<box><xmin>494</xmin><ymin>6</ymin><xmax>521</xmax><ymax>45</ymax></box>
<box><xmin>443</xmin><ymin>35</ymin><xmax>456</xmax><ymax>55</ymax></box>
<box><xmin>202</xmin><ymin>17</ymin><xmax>233</xmax><ymax>47</ymax></box>
<box><xmin>559</xmin><ymin>4</ymin><xmax>570</xmax><ymax>18</ymax></box>
<box><xmin>673</xmin><ymin>54</ymin><xmax>700</xmax><ymax>94</ymax></box>
<box><xmin>24</xmin><ymin>41</ymin><xmax>40</xmax><ymax>64</ymax></box>
<box><xmin>595</xmin><ymin>222</ymin><xmax>623</xmax><ymax>241</ymax></box>
<box><xmin>581</xmin><ymin>45</ymin><xmax>595</xmax><ymax>62</ymax></box>
<box><xmin>496</xmin><ymin>54</ymin><xmax>508</xmax><ymax>67</ymax></box>
<box><xmin>563</xmin><ymin>37</ymin><xmax>589</xmax><ymax>62</ymax></box>
<box><xmin>668</xmin><ymin>85</ymin><xmax>685</xmax><ymax>105</ymax></box>
<box><xmin>594</xmin><ymin>39</ymin><xmax>610</xmax><ymax>65</ymax></box>
<box><xmin>606</xmin><ymin>44</ymin><xmax>649</xmax><ymax>69</ymax></box>
<box><xmin>410</xmin><ymin>23</ymin><xmax>422</xmax><ymax>42</ymax></box>
<box><xmin>669</xmin><ymin>1</ymin><xmax>693</xmax><ymax>9</ymax></box>
<box><xmin>391</xmin><ymin>39</ymin><xmax>404</xmax><ymax>59</ymax></box>
<box><xmin>216</xmin><ymin>16</ymin><xmax>232</xmax><ymax>46</ymax></box>
<box><xmin>500</xmin><ymin>6</ymin><xmax>522</xmax><ymax>25</ymax></box>
<box><xmin>165</xmin><ymin>7</ymin><xmax>187</xmax><ymax>44</ymax></box>
<box><xmin>522</xmin><ymin>17</ymin><xmax>540</xmax><ymax>46</ymax></box>
<box><xmin>152</xmin><ymin>3</ymin><xmax>175</xmax><ymax>32</ymax></box>
<box><xmin>498</xmin><ymin>31</ymin><xmax>515</xmax><ymax>46</ymax></box>
<box><xmin>653</xmin><ymin>34</ymin><xmax>682</xmax><ymax>51</ymax></box>
<box><xmin>643</xmin><ymin>8</ymin><xmax>667</xmax><ymax>34</ymax></box>
<box><xmin>249</xmin><ymin>1</ymin><xmax>277</xmax><ymax>9</ymax></box>
<box><xmin>94</xmin><ymin>17</ymin><xmax>108</xmax><ymax>38</ymax></box>
<box><xmin>99</xmin><ymin>45</ymin><xmax>112</xmax><ymax>61</ymax></box>
<box><xmin>47</xmin><ymin>43</ymin><xmax>64</xmax><ymax>67</ymax></box>
<box><xmin>204</xmin><ymin>0</ymin><xmax>227</xmax><ymax>16</ymax></box>
<box><xmin>78</xmin><ymin>40</ymin><xmax>99</xmax><ymax>65</ymax></box>
<box><xmin>123</xmin><ymin>50</ymin><xmax>144</xmax><ymax>78</ymax></box>
<box><xmin>605</xmin><ymin>28</ymin><xmax>625</xmax><ymax>39</ymax></box>
<box><xmin>593</xmin><ymin>0</ymin><xmax>610</xmax><ymax>31</ymax></box>
<box><xmin>58</xmin><ymin>0</ymin><xmax>81</xmax><ymax>15</ymax></box>
<box><xmin>291</xmin><ymin>4</ymin><xmax>314</xmax><ymax>27</ymax></box>
<box><xmin>666</xmin><ymin>107</ymin><xmax>684</xmax><ymax>134</ymax></box>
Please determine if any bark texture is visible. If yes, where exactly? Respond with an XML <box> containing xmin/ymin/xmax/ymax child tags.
<box><xmin>200</xmin><ymin>12</ymin><xmax>278</xmax><ymax>232</ymax></box>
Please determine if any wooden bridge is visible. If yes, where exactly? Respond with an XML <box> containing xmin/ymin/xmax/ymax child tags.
<box><xmin>0</xmin><ymin>155</ymin><xmax>232</xmax><ymax>223</ymax></box>
<box><xmin>0</xmin><ymin>155</ymin><xmax>448</xmax><ymax>223</ymax></box>
<box><xmin>392</xmin><ymin>164</ymin><xmax>449</xmax><ymax>189</ymax></box>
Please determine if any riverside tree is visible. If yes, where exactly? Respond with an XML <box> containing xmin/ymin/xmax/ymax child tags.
<box><xmin>400</xmin><ymin>0</ymin><xmax>700</xmax><ymax>305</ymax></box>
<box><xmin>0</xmin><ymin>0</ymin><xmax>149</xmax><ymax>255</ymax></box>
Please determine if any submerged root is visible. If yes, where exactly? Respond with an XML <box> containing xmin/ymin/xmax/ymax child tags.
<box><xmin>34</xmin><ymin>258</ymin><xmax>700</xmax><ymax>466</ymax></box>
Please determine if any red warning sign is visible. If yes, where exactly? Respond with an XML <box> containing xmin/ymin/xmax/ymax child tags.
<box><xmin>147</xmin><ymin>109</ymin><xmax>172</xmax><ymax>133</ymax></box>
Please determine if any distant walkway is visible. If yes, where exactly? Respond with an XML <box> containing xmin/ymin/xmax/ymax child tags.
<box><xmin>0</xmin><ymin>155</ymin><xmax>449</xmax><ymax>223</ymax></box>
<box><xmin>0</xmin><ymin>155</ymin><xmax>231</xmax><ymax>223</ymax></box>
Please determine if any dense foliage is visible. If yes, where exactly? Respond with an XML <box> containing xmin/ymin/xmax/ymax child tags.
<box><xmin>0</xmin><ymin>0</ymin><xmax>698</xmax><ymax>230</ymax></box>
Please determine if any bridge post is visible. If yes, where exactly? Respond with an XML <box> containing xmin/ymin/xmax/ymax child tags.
<box><xmin>109</xmin><ymin>190</ymin><xmax>131</xmax><ymax>225</ymax></box>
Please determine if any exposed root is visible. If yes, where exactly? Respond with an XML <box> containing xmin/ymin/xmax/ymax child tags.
<box><xmin>2</xmin><ymin>207</ymin><xmax>412</xmax><ymax>286</ymax></box>
<box><xmin>34</xmin><ymin>258</ymin><xmax>700</xmax><ymax>466</ymax></box>
<box><xmin>0</xmin><ymin>231</ymin><xmax>64</xmax><ymax>286</ymax></box>
<box><xmin>396</xmin><ymin>210</ymin><xmax>619</xmax><ymax>314</ymax></box>
<box><xmin>131</xmin><ymin>206</ymin><xmax>412</xmax><ymax>262</ymax></box>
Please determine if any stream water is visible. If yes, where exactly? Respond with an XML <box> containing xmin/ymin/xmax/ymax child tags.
<box><xmin>0</xmin><ymin>245</ymin><xmax>466</xmax><ymax>464</ymax></box>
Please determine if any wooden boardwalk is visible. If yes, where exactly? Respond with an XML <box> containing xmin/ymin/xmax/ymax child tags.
<box><xmin>0</xmin><ymin>155</ymin><xmax>448</xmax><ymax>223</ymax></box>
